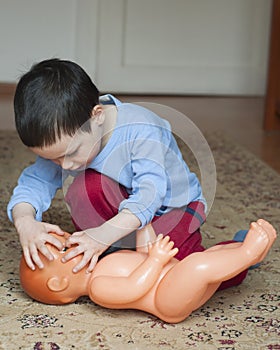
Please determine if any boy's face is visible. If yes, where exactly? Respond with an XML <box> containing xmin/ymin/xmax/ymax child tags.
<box><xmin>30</xmin><ymin>108</ymin><xmax>104</xmax><ymax>171</ymax></box>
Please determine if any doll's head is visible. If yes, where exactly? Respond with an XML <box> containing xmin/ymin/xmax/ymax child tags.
<box><xmin>20</xmin><ymin>233</ymin><xmax>90</xmax><ymax>304</ymax></box>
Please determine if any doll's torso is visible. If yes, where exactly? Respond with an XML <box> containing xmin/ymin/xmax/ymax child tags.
<box><xmin>89</xmin><ymin>250</ymin><xmax>178</xmax><ymax>319</ymax></box>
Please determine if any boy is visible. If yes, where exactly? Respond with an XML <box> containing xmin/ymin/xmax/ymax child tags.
<box><xmin>8</xmin><ymin>59</ymin><xmax>243</xmax><ymax>290</ymax></box>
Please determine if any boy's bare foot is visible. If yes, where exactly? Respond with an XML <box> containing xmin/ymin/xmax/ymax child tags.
<box><xmin>242</xmin><ymin>220</ymin><xmax>277</xmax><ymax>265</ymax></box>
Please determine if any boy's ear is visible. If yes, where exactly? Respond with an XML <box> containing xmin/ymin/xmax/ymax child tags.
<box><xmin>47</xmin><ymin>276</ymin><xmax>69</xmax><ymax>292</ymax></box>
<box><xmin>91</xmin><ymin>105</ymin><xmax>105</xmax><ymax>125</ymax></box>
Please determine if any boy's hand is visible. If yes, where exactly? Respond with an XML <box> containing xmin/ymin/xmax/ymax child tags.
<box><xmin>62</xmin><ymin>210</ymin><xmax>141</xmax><ymax>274</ymax></box>
<box><xmin>62</xmin><ymin>229</ymin><xmax>108</xmax><ymax>273</ymax></box>
<box><xmin>16</xmin><ymin>217</ymin><xmax>65</xmax><ymax>270</ymax></box>
<box><xmin>148</xmin><ymin>234</ymin><xmax>178</xmax><ymax>266</ymax></box>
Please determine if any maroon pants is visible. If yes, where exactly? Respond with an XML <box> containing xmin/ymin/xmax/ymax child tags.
<box><xmin>65</xmin><ymin>169</ymin><xmax>248</xmax><ymax>291</ymax></box>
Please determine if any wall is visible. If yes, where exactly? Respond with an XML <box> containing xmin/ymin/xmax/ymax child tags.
<box><xmin>0</xmin><ymin>0</ymin><xmax>272</xmax><ymax>95</ymax></box>
<box><xmin>0</xmin><ymin>0</ymin><xmax>98</xmax><ymax>82</ymax></box>
<box><xmin>96</xmin><ymin>0</ymin><xmax>272</xmax><ymax>95</ymax></box>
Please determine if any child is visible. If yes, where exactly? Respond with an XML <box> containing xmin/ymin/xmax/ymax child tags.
<box><xmin>8</xmin><ymin>59</ymin><xmax>245</xmax><ymax>290</ymax></box>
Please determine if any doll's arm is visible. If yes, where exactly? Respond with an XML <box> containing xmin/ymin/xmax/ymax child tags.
<box><xmin>136</xmin><ymin>224</ymin><xmax>157</xmax><ymax>253</ymax></box>
<box><xmin>89</xmin><ymin>235</ymin><xmax>178</xmax><ymax>305</ymax></box>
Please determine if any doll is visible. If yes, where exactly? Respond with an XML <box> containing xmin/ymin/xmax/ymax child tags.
<box><xmin>20</xmin><ymin>219</ymin><xmax>276</xmax><ymax>324</ymax></box>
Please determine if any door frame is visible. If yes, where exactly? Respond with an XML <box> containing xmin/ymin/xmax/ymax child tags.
<box><xmin>264</xmin><ymin>0</ymin><xmax>280</xmax><ymax>130</ymax></box>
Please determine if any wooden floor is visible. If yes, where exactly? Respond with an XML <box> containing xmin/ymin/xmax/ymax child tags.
<box><xmin>1</xmin><ymin>90</ymin><xmax>280</xmax><ymax>174</ymax></box>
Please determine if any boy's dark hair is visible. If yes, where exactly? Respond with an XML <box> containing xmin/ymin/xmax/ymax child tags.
<box><xmin>14</xmin><ymin>58</ymin><xmax>99</xmax><ymax>147</ymax></box>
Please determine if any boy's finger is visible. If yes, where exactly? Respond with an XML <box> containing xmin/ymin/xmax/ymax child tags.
<box><xmin>86</xmin><ymin>255</ymin><xmax>98</xmax><ymax>273</ymax></box>
<box><xmin>64</xmin><ymin>235</ymin><xmax>83</xmax><ymax>247</ymax></box>
<box><xmin>29</xmin><ymin>244</ymin><xmax>44</xmax><ymax>269</ymax></box>
<box><xmin>65</xmin><ymin>234</ymin><xmax>93</xmax><ymax>248</ymax></box>
<box><xmin>23</xmin><ymin>247</ymin><xmax>35</xmax><ymax>271</ymax></box>
<box><xmin>72</xmin><ymin>260</ymin><xmax>86</xmax><ymax>273</ymax></box>
<box><xmin>73</xmin><ymin>252</ymin><xmax>92</xmax><ymax>273</ymax></box>
<box><xmin>46</xmin><ymin>235</ymin><xmax>64</xmax><ymax>250</ymax></box>
<box><xmin>61</xmin><ymin>246</ymin><xmax>83</xmax><ymax>263</ymax></box>
<box><xmin>38</xmin><ymin>244</ymin><xmax>54</xmax><ymax>261</ymax></box>
<box><xmin>45</xmin><ymin>223</ymin><xmax>64</xmax><ymax>235</ymax></box>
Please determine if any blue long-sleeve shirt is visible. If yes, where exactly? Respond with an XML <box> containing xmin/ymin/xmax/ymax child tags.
<box><xmin>7</xmin><ymin>95</ymin><xmax>206</xmax><ymax>227</ymax></box>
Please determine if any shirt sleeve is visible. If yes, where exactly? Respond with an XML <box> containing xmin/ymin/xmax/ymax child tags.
<box><xmin>7</xmin><ymin>156</ymin><xmax>62</xmax><ymax>222</ymax></box>
<box><xmin>118</xmin><ymin>125</ymin><xmax>169</xmax><ymax>227</ymax></box>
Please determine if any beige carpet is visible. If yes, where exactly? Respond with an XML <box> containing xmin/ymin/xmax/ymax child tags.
<box><xmin>0</xmin><ymin>130</ymin><xmax>279</xmax><ymax>350</ymax></box>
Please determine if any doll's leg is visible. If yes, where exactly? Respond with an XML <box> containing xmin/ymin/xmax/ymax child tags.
<box><xmin>65</xmin><ymin>169</ymin><xmax>128</xmax><ymax>230</ymax></box>
<box><xmin>151</xmin><ymin>204</ymin><xmax>248</xmax><ymax>290</ymax></box>
<box><xmin>205</xmin><ymin>220</ymin><xmax>276</xmax><ymax>265</ymax></box>
<box><xmin>155</xmin><ymin>220</ymin><xmax>276</xmax><ymax>321</ymax></box>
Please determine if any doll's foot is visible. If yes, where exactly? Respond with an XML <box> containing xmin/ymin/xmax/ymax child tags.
<box><xmin>233</xmin><ymin>219</ymin><xmax>276</xmax><ymax>269</ymax></box>
<box><xmin>255</xmin><ymin>219</ymin><xmax>277</xmax><ymax>261</ymax></box>
<box><xmin>242</xmin><ymin>220</ymin><xmax>276</xmax><ymax>265</ymax></box>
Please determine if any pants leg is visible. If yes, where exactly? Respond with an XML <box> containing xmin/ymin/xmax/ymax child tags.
<box><xmin>65</xmin><ymin>169</ymin><xmax>128</xmax><ymax>230</ymax></box>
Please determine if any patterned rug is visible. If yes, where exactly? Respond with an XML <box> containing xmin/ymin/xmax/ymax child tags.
<box><xmin>0</xmin><ymin>130</ymin><xmax>279</xmax><ymax>350</ymax></box>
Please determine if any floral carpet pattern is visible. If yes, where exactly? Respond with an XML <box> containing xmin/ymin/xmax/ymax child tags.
<box><xmin>0</xmin><ymin>130</ymin><xmax>279</xmax><ymax>350</ymax></box>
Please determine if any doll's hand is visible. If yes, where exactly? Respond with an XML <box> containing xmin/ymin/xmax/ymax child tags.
<box><xmin>62</xmin><ymin>230</ymin><xmax>108</xmax><ymax>273</ymax></box>
<box><xmin>148</xmin><ymin>234</ymin><xmax>178</xmax><ymax>266</ymax></box>
<box><xmin>16</xmin><ymin>217</ymin><xmax>64</xmax><ymax>270</ymax></box>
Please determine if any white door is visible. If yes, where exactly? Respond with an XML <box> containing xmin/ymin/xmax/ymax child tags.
<box><xmin>95</xmin><ymin>0</ymin><xmax>272</xmax><ymax>95</ymax></box>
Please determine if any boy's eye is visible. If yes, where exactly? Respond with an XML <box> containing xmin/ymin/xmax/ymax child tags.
<box><xmin>66</xmin><ymin>150</ymin><xmax>77</xmax><ymax>157</ymax></box>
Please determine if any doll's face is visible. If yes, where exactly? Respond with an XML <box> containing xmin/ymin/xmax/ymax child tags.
<box><xmin>20</xmin><ymin>233</ymin><xmax>89</xmax><ymax>304</ymax></box>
